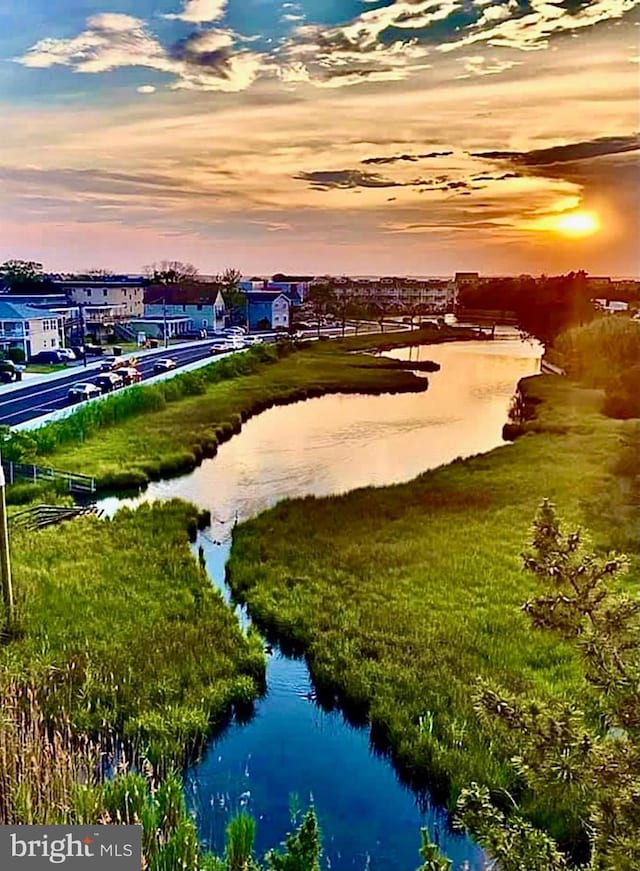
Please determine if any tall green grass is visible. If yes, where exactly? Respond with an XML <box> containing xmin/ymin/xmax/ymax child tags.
<box><xmin>226</xmin><ymin>375</ymin><xmax>639</xmax><ymax>848</ymax></box>
<box><xmin>3</xmin><ymin>499</ymin><xmax>266</xmax><ymax>762</ymax></box>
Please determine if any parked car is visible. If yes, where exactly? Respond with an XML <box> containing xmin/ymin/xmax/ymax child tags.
<box><xmin>99</xmin><ymin>356</ymin><xmax>118</xmax><ymax>372</ymax></box>
<box><xmin>224</xmin><ymin>326</ymin><xmax>246</xmax><ymax>336</ymax></box>
<box><xmin>209</xmin><ymin>343</ymin><xmax>231</xmax><ymax>355</ymax></box>
<box><xmin>30</xmin><ymin>350</ymin><xmax>66</xmax><ymax>364</ymax></box>
<box><xmin>94</xmin><ymin>372</ymin><xmax>124</xmax><ymax>394</ymax></box>
<box><xmin>0</xmin><ymin>361</ymin><xmax>23</xmax><ymax>383</ymax></box>
<box><xmin>57</xmin><ymin>348</ymin><xmax>77</xmax><ymax>362</ymax></box>
<box><xmin>68</xmin><ymin>381</ymin><xmax>101</xmax><ymax>403</ymax></box>
<box><xmin>153</xmin><ymin>358</ymin><xmax>177</xmax><ymax>373</ymax></box>
<box><xmin>183</xmin><ymin>329</ymin><xmax>208</xmax><ymax>339</ymax></box>
<box><xmin>70</xmin><ymin>345</ymin><xmax>85</xmax><ymax>359</ymax></box>
<box><xmin>118</xmin><ymin>366</ymin><xmax>142</xmax><ymax>386</ymax></box>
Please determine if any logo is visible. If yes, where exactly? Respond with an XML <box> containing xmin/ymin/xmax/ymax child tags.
<box><xmin>1</xmin><ymin>826</ymin><xmax>141</xmax><ymax>869</ymax></box>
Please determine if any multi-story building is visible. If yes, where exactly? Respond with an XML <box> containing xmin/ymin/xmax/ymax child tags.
<box><xmin>0</xmin><ymin>301</ymin><xmax>63</xmax><ymax>359</ymax></box>
<box><xmin>51</xmin><ymin>277</ymin><xmax>144</xmax><ymax>317</ymax></box>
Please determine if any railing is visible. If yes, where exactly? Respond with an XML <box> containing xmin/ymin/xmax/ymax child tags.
<box><xmin>2</xmin><ymin>461</ymin><xmax>96</xmax><ymax>494</ymax></box>
<box><xmin>9</xmin><ymin>503</ymin><xmax>101</xmax><ymax>531</ymax></box>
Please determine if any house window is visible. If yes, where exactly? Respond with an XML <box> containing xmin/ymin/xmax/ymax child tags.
<box><xmin>197</xmin><ymin>304</ymin><xmax>202</xmax><ymax>311</ymax></box>
<box><xmin>103</xmin><ymin>289</ymin><xmax>108</xmax><ymax>297</ymax></box>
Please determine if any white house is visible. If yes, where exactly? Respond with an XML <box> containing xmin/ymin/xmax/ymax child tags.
<box><xmin>0</xmin><ymin>301</ymin><xmax>62</xmax><ymax>359</ymax></box>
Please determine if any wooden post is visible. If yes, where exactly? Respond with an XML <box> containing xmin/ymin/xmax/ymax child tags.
<box><xmin>0</xmin><ymin>458</ymin><xmax>15</xmax><ymax>628</ymax></box>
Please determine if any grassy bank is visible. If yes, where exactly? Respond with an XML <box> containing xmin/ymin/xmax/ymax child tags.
<box><xmin>226</xmin><ymin>374</ymin><xmax>639</xmax><ymax>843</ymax></box>
<box><xmin>2</xmin><ymin>499</ymin><xmax>265</xmax><ymax>762</ymax></box>
<box><xmin>15</xmin><ymin>336</ymin><xmax>441</xmax><ymax>491</ymax></box>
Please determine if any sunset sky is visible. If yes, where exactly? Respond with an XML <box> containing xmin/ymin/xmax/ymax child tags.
<box><xmin>1</xmin><ymin>0</ymin><xmax>638</xmax><ymax>276</ymax></box>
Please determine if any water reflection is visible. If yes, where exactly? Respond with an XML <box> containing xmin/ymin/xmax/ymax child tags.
<box><xmin>98</xmin><ymin>337</ymin><xmax>541</xmax><ymax>870</ymax></box>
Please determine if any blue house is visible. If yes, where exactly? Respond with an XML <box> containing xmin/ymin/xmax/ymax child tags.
<box><xmin>245</xmin><ymin>292</ymin><xmax>290</xmax><ymax>331</ymax></box>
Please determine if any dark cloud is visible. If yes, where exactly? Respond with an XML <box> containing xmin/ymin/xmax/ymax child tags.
<box><xmin>362</xmin><ymin>154</ymin><xmax>420</xmax><ymax>165</ymax></box>
<box><xmin>295</xmin><ymin>169</ymin><xmax>453</xmax><ymax>191</ymax></box>
<box><xmin>169</xmin><ymin>29</ymin><xmax>237</xmax><ymax>78</ymax></box>
<box><xmin>470</xmin><ymin>135</ymin><xmax>640</xmax><ymax>166</ymax></box>
<box><xmin>472</xmin><ymin>172</ymin><xmax>521</xmax><ymax>181</ymax></box>
<box><xmin>295</xmin><ymin>169</ymin><xmax>402</xmax><ymax>190</ymax></box>
<box><xmin>362</xmin><ymin>150</ymin><xmax>453</xmax><ymax>165</ymax></box>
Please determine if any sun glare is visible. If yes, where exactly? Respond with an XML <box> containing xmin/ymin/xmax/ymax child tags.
<box><xmin>552</xmin><ymin>210</ymin><xmax>601</xmax><ymax>237</ymax></box>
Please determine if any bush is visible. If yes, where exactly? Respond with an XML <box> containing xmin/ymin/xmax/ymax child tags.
<box><xmin>7</xmin><ymin>347</ymin><xmax>26</xmax><ymax>364</ymax></box>
<box><xmin>603</xmin><ymin>364</ymin><xmax>640</xmax><ymax>419</ymax></box>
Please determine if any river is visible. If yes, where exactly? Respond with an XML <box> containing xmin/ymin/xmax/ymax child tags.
<box><xmin>99</xmin><ymin>335</ymin><xmax>542</xmax><ymax>870</ymax></box>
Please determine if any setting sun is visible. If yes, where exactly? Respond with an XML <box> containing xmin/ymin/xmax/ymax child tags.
<box><xmin>553</xmin><ymin>210</ymin><xmax>601</xmax><ymax>237</ymax></box>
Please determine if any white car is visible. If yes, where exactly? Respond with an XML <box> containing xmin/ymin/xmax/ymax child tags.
<box><xmin>58</xmin><ymin>348</ymin><xmax>77</xmax><ymax>362</ymax></box>
<box><xmin>244</xmin><ymin>336</ymin><xmax>264</xmax><ymax>345</ymax></box>
<box><xmin>68</xmin><ymin>382</ymin><xmax>101</xmax><ymax>403</ymax></box>
<box><xmin>153</xmin><ymin>358</ymin><xmax>177</xmax><ymax>373</ymax></box>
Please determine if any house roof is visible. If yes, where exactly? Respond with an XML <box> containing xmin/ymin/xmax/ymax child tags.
<box><xmin>245</xmin><ymin>291</ymin><xmax>290</xmax><ymax>303</ymax></box>
<box><xmin>144</xmin><ymin>283</ymin><xmax>223</xmax><ymax>305</ymax></box>
<box><xmin>0</xmin><ymin>301</ymin><xmax>59</xmax><ymax>321</ymax></box>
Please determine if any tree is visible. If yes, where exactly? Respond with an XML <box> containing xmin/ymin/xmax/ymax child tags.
<box><xmin>306</xmin><ymin>283</ymin><xmax>334</xmax><ymax>337</ymax></box>
<box><xmin>424</xmin><ymin>501</ymin><xmax>640</xmax><ymax>869</ymax></box>
<box><xmin>143</xmin><ymin>261</ymin><xmax>199</xmax><ymax>284</ymax></box>
<box><xmin>218</xmin><ymin>268</ymin><xmax>246</xmax><ymax>327</ymax></box>
<box><xmin>0</xmin><ymin>260</ymin><xmax>46</xmax><ymax>293</ymax></box>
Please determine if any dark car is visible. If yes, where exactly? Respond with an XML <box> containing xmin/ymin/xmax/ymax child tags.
<box><xmin>94</xmin><ymin>372</ymin><xmax>124</xmax><ymax>394</ymax></box>
<box><xmin>0</xmin><ymin>361</ymin><xmax>22</xmax><ymax>383</ymax></box>
<box><xmin>29</xmin><ymin>350</ymin><xmax>66</xmax><ymax>364</ymax></box>
<box><xmin>153</xmin><ymin>358</ymin><xmax>177</xmax><ymax>374</ymax></box>
<box><xmin>68</xmin><ymin>382</ymin><xmax>101</xmax><ymax>403</ymax></box>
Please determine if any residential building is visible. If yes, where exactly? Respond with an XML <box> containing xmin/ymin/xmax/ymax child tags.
<box><xmin>245</xmin><ymin>292</ymin><xmax>290</xmax><ymax>330</ymax></box>
<box><xmin>0</xmin><ymin>301</ymin><xmax>62</xmax><ymax>359</ymax></box>
<box><xmin>51</xmin><ymin>277</ymin><xmax>144</xmax><ymax>317</ymax></box>
<box><xmin>144</xmin><ymin>284</ymin><xmax>226</xmax><ymax>332</ymax></box>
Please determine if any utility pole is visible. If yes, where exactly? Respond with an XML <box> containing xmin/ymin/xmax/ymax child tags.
<box><xmin>79</xmin><ymin>303</ymin><xmax>87</xmax><ymax>367</ymax></box>
<box><xmin>0</xmin><ymin>455</ymin><xmax>15</xmax><ymax>629</ymax></box>
<box><xmin>163</xmin><ymin>294</ymin><xmax>168</xmax><ymax>349</ymax></box>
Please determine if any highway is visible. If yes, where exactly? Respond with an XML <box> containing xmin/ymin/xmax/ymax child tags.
<box><xmin>0</xmin><ymin>340</ymin><xmax>226</xmax><ymax>427</ymax></box>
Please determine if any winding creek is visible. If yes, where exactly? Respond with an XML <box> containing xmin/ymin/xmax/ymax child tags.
<box><xmin>99</xmin><ymin>334</ymin><xmax>541</xmax><ymax>870</ymax></box>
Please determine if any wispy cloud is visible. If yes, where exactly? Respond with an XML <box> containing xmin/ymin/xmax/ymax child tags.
<box><xmin>164</xmin><ymin>0</ymin><xmax>228</xmax><ymax>24</ymax></box>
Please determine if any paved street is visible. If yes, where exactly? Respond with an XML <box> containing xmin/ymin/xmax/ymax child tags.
<box><xmin>0</xmin><ymin>340</ymin><xmax>224</xmax><ymax>426</ymax></box>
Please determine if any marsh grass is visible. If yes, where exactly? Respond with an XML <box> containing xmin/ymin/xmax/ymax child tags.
<box><xmin>3</xmin><ymin>499</ymin><xmax>266</xmax><ymax>762</ymax></box>
<box><xmin>226</xmin><ymin>375</ymin><xmax>639</xmax><ymax>846</ymax></box>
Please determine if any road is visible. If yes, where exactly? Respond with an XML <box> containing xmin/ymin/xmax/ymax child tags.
<box><xmin>0</xmin><ymin>341</ymin><xmax>226</xmax><ymax>427</ymax></box>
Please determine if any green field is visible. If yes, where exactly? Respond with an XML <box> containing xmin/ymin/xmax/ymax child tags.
<box><xmin>2</xmin><ymin>500</ymin><xmax>265</xmax><ymax>763</ymax></box>
<box><xmin>225</xmin><ymin>375</ymin><xmax>639</xmax><ymax>842</ymax></box>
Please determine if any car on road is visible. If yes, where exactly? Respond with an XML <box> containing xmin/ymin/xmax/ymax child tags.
<box><xmin>153</xmin><ymin>358</ymin><xmax>177</xmax><ymax>374</ymax></box>
<box><xmin>68</xmin><ymin>381</ymin><xmax>101</xmax><ymax>403</ymax></box>
<box><xmin>209</xmin><ymin>343</ymin><xmax>231</xmax><ymax>355</ymax></box>
<box><xmin>99</xmin><ymin>356</ymin><xmax>118</xmax><ymax>372</ymax></box>
<box><xmin>118</xmin><ymin>366</ymin><xmax>142</xmax><ymax>386</ymax></box>
<box><xmin>94</xmin><ymin>372</ymin><xmax>124</xmax><ymax>394</ymax></box>
<box><xmin>183</xmin><ymin>329</ymin><xmax>208</xmax><ymax>339</ymax></box>
<box><xmin>244</xmin><ymin>336</ymin><xmax>263</xmax><ymax>345</ymax></box>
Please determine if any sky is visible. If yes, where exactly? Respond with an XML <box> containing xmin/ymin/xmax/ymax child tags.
<box><xmin>0</xmin><ymin>0</ymin><xmax>638</xmax><ymax>276</ymax></box>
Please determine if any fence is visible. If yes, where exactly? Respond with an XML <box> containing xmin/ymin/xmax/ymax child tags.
<box><xmin>1</xmin><ymin>461</ymin><xmax>96</xmax><ymax>494</ymax></box>
<box><xmin>9</xmin><ymin>503</ymin><xmax>101</xmax><ymax>531</ymax></box>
